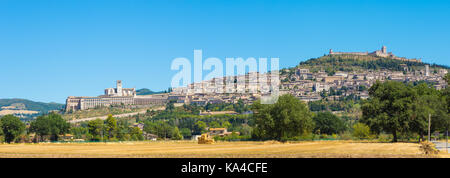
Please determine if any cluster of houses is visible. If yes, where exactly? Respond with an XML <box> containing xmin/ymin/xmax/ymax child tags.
<box><xmin>278</xmin><ymin>65</ymin><xmax>448</xmax><ymax>102</ymax></box>
<box><xmin>166</xmin><ymin>63</ymin><xmax>448</xmax><ymax>106</ymax></box>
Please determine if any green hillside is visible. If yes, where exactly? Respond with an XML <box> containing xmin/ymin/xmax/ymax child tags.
<box><xmin>0</xmin><ymin>98</ymin><xmax>64</xmax><ymax>114</ymax></box>
<box><xmin>289</xmin><ymin>54</ymin><xmax>449</xmax><ymax>74</ymax></box>
<box><xmin>136</xmin><ymin>88</ymin><xmax>164</xmax><ymax>95</ymax></box>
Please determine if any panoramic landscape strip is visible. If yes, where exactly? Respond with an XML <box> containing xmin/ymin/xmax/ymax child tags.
<box><xmin>0</xmin><ymin>1</ymin><xmax>449</xmax><ymax>161</ymax></box>
<box><xmin>0</xmin><ymin>46</ymin><xmax>449</xmax><ymax>158</ymax></box>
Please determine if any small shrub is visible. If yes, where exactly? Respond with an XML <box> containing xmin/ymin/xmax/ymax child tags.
<box><xmin>298</xmin><ymin>133</ymin><xmax>315</xmax><ymax>141</ymax></box>
<box><xmin>419</xmin><ymin>141</ymin><xmax>439</xmax><ymax>155</ymax></box>
<box><xmin>352</xmin><ymin>123</ymin><xmax>370</xmax><ymax>139</ymax></box>
<box><xmin>339</xmin><ymin>131</ymin><xmax>353</xmax><ymax>140</ymax></box>
<box><xmin>331</xmin><ymin>134</ymin><xmax>338</xmax><ymax>139</ymax></box>
<box><xmin>377</xmin><ymin>134</ymin><xmax>391</xmax><ymax>142</ymax></box>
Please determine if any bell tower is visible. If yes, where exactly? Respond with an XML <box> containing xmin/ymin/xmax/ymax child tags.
<box><xmin>381</xmin><ymin>46</ymin><xmax>387</xmax><ymax>54</ymax></box>
<box><xmin>116</xmin><ymin>80</ymin><xmax>123</xmax><ymax>96</ymax></box>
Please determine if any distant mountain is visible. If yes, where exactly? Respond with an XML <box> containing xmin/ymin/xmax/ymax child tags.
<box><xmin>136</xmin><ymin>88</ymin><xmax>165</xmax><ymax>95</ymax></box>
<box><xmin>0</xmin><ymin>99</ymin><xmax>64</xmax><ymax>120</ymax></box>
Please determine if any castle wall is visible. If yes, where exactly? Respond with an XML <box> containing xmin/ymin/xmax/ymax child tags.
<box><xmin>330</xmin><ymin>46</ymin><xmax>422</xmax><ymax>63</ymax></box>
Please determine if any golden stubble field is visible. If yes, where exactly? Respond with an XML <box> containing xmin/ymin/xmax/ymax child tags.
<box><xmin>0</xmin><ymin>140</ymin><xmax>447</xmax><ymax>158</ymax></box>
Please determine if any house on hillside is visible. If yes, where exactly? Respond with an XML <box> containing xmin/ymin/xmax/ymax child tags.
<box><xmin>208</xmin><ymin>128</ymin><xmax>240</xmax><ymax>137</ymax></box>
<box><xmin>133</xmin><ymin>123</ymin><xmax>145</xmax><ymax>130</ymax></box>
<box><xmin>143</xmin><ymin>133</ymin><xmax>158</xmax><ymax>141</ymax></box>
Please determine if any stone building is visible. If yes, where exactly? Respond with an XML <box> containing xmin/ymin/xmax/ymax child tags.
<box><xmin>65</xmin><ymin>80</ymin><xmax>168</xmax><ymax>112</ymax></box>
<box><xmin>104</xmin><ymin>80</ymin><xmax>136</xmax><ymax>97</ymax></box>
<box><xmin>329</xmin><ymin>46</ymin><xmax>422</xmax><ymax>63</ymax></box>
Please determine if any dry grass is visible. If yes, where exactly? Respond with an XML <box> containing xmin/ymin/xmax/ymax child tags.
<box><xmin>0</xmin><ymin>140</ymin><xmax>443</xmax><ymax>158</ymax></box>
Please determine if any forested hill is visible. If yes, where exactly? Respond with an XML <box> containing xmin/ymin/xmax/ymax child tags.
<box><xmin>293</xmin><ymin>54</ymin><xmax>449</xmax><ymax>74</ymax></box>
<box><xmin>0</xmin><ymin>99</ymin><xmax>64</xmax><ymax>114</ymax></box>
<box><xmin>136</xmin><ymin>88</ymin><xmax>164</xmax><ymax>95</ymax></box>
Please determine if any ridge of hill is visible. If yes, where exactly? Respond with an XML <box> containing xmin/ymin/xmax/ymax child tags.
<box><xmin>0</xmin><ymin>99</ymin><xmax>64</xmax><ymax>120</ymax></box>
<box><xmin>289</xmin><ymin>54</ymin><xmax>449</xmax><ymax>74</ymax></box>
<box><xmin>136</xmin><ymin>88</ymin><xmax>165</xmax><ymax>95</ymax></box>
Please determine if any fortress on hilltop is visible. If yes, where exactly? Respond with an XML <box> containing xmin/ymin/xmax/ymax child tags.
<box><xmin>329</xmin><ymin>46</ymin><xmax>422</xmax><ymax>63</ymax></box>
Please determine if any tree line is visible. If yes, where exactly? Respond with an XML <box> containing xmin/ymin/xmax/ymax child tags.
<box><xmin>251</xmin><ymin>74</ymin><xmax>450</xmax><ymax>142</ymax></box>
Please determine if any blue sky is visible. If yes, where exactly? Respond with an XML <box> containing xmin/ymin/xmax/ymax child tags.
<box><xmin>0</xmin><ymin>0</ymin><xmax>449</xmax><ymax>103</ymax></box>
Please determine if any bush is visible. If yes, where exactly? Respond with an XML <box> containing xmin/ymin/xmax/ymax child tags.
<box><xmin>419</xmin><ymin>141</ymin><xmax>439</xmax><ymax>155</ymax></box>
<box><xmin>377</xmin><ymin>134</ymin><xmax>392</xmax><ymax>142</ymax></box>
<box><xmin>298</xmin><ymin>133</ymin><xmax>315</xmax><ymax>141</ymax></box>
<box><xmin>338</xmin><ymin>131</ymin><xmax>353</xmax><ymax>140</ymax></box>
<box><xmin>352</xmin><ymin>123</ymin><xmax>370</xmax><ymax>139</ymax></box>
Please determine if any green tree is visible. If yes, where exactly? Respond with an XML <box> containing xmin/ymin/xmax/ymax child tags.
<box><xmin>362</xmin><ymin>80</ymin><xmax>449</xmax><ymax>142</ymax></box>
<box><xmin>410</xmin><ymin>83</ymin><xmax>447</xmax><ymax>141</ymax></box>
<box><xmin>180</xmin><ymin>128</ymin><xmax>192</xmax><ymax>138</ymax></box>
<box><xmin>443</xmin><ymin>74</ymin><xmax>450</xmax><ymax>133</ymax></box>
<box><xmin>361</xmin><ymin>81</ymin><xmax>415</xmax><ymax>142</ymax></box>
<box><xmin>71</xmin><ymin>127</ymin><xmax>88</xmax><ymax>139</ymax></box>
<box><xmin>312</xmin><ymin>112</ymin><xmax>346</xmax><ymax>135</ymax></box>
<box><xmin>144</xmin><ymin>120</ymin><xmax>173</xmax><ymax>139</ymax></box>
<box><xmin>129</xmin><ymin>127</ymin><xmax>143</xmax><ymax>141</ymax></box>
<box><xmin>209</xmin><ymin>121</ymin><xmax>221</xmax><ymax>128</ymax></box>
<box><xmin>194</xmin><ymin>120</ymin><xmax>207</xmax><ymax>135</ymax></box>
<box><xmin>87</xmin><ymin>119</ymin><xmax>104</xmax><ymax>141</ymax></box>
<box><xmin>221</xmin><ymin>121</ymin><xmax>231</xmax><ymax>129</ymax></box>
<box><xmin>172</xmin><ymin>127</ymin><xmax>183</xmax><ymax>140</ymax></box>
<box><xmin>0</xmin><ymin>115</ymin><xmax>26</xmax><ymax>143</ymax></box>
<box><xmin>352</xmin><ymin>123</ymin><xmax>370</xmax><ymax>139</ymax></box>
<box><xmin>116</xmin><ymin>120</ymin><xmax>130</xmax><ymax>141</ymax></box>
<box><xmin>30</xmin><ymin>112</ymin><xmax>70</xmax><ymax>142</ymax></box>
<box><xmin>105</xmin><ymin>114</ymin><xmax>117</xmax><ymax>140</ymax></box>
<box><xmin>234</xmin><ymin>99</ymin><xmax>246</xmax><ymax>113</ymax></box>
<box><xmin>252</xmin><ymin>94</ymin><xmax>314</xmax><ymax>141</ymax></box>
<box><xmin>0</xmin><ymin>119</ymin><xmax>3</xmax><ymax>137</ymax></box>
<box><xmin>166</xmin><ymin>102</ymin><xmax>175</xmax><ymax>111</ymax></box>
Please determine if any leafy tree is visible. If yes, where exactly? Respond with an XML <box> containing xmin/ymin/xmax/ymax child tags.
<box><xmin>129</xmin><ymin>127</ymin><xmax>144</xmax><ymax>141</ymax></box>
<box><xmin>410</xmin><ymin>83</ymin><xmax>447</xmax><ymax>141</ymax></box>
<box><xmin>180</xmin><ymin>128</ymin><xmax>192</xmax><ymax>138</ymax></box>
<box><xmin>0</xmin><ymin>115</ymin><xmax>25</xmax><ymax>143</ymax></box>
<box><xmin>234</xmin><ymin>99</ymin><xmax>246</xmax><ymax>113</ymax></box>
<box><xmin>166</xmin><ymin>102</ymin><xmax>175</xmax><ymax>111</ymax></box>
<box><xmin>30</xmin><ymin>112</ymin><xmax>70</xmax><ymax>141</ymax></box>
<box><xmin>252</xmin><ymin>94</ymin><xmax>314</xmax><ymax>141</ymax></box>
<box><xmin>361</xmin><ymin>81</ymin><xmax>415</xmax><ymax>142</ymax></box>
<box><xmin>221</xmin><ymin>121</ymin><xmax>231</xmax><ymax>129</ymax></box>
<box><xmin>144</xmin><ymin>120</ymin><xmax>173</xmax><ymax>139</ymax></box>
<box><xmin>312</xmin><ymin>112</ymin><xmax>346</xmax><ymax>135</ymax></box>
<box><xmin>116</xmin><ymin>120</ymin><xmax>130</xmax><ymax>141</ymax></box>
<box><xmin>105</xmin><ymin>114</ymin><xmax>117</xmax><ymax>140</ymax></box>
<box><xmin>445</xmin><ymin>73</ymin><xmax>450</xmax><ymax>114</ymax></box>
<box><xmin>172</xmin><ymin>127</ymin><xmax>183</xmax><ymax>140</ymax></box>
<box><xmin>87</xmin><ymin>119</ymin><xmax>104</xmax><ymax>141</ymax></box>
<box><xmin>194</xmin><ymin>121</ymin><xmax>207</xmax><ymax>135</ymax></box>
<box><xmin>209</xmin><ymin>121</ymin><xmax>221</xmax><ymax>128</ymax></box>
<box><xmin>0</xmin><ymin>119</ymin><xmax>3</xmax><ymax>136</ymax></box>
<box><xmin>71</xmin><ymin>127</ymin><xmax>88</xmax><ymax>139</ymax></box>
<box><xmin>352</xmin><ymin>123</ymin><xmax>370</xmax><ymax>139</ymax></box>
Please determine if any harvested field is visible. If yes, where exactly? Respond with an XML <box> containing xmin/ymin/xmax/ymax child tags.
<box><xmin>0</xmin><ymin>140</ymin><xmax>445</xmax><ymax>158</ymax></box>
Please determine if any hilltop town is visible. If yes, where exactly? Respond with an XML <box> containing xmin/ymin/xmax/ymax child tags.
<box><xmin>65</xmin><ymin>46</ymin><xmax>449</xmax><ymax>113</ymax></box>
